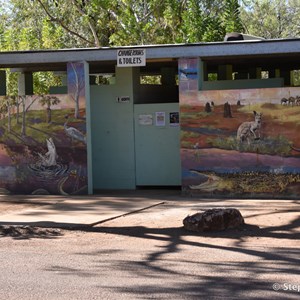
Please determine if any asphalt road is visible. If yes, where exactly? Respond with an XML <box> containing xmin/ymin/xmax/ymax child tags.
<box><xmin>0</xmin><ymin>197</ymin><xmax>299</xmax><ymax>299</ymax></box>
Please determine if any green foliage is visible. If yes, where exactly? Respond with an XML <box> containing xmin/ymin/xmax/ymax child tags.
<box><xmin>202</xmin><ymin>17</ymin><xmax>226</xmax><ymax>42</ymax></box>
<box><xmin>181</xmin><ymin>0</ymin><xmax>226</xmax><ymax>43</ymax></box>
<box><xmin>207</xmin><ymin>136</ymin><xmax>237</xmax><ymax>150</ymax></box>
<box><xmin>181</xmin><ymin>130</ymin><xmax>201</xmax><ymax>139</ymax></box>
<box><xmin>181</xmin><ymin>140</ymin><xmax>194</xmax><ymax>148</ymax></box>
<box><xmin>0</xmin><ymin>0</ymin><xmax>247</xmax><ymax>49</ymax></box>
<box><xmin>5</xmin><ymin>71</ymin><xmax>19</xmax><ymax>96</ymax></box>
<box><xmin>33</xmin><ymin>72</ymin><xmax>62</xmax><ymax>95</ymax></box>
<box><xmin>0</xmin><ymin>107</ymin><xmax>74</xmax><ymax>144</ymax></box>
<box><xmin>2</xmin><ymin>0</ymin><xmax>298</xmax><ymax>94</ymax></box>
<box><xmin>240</xmin><ymin>0</ymin><xmax>300</xmax><ymax>39</ymax></box>
<box><xmin>180</xmin><ymin>111</ymin><xmax>212</xmax><ymax>121</ymax></box>
<box><xmin>207</xmin><ymin>134</ymin><xmax>292</xmax><ymax>156</ymax></box>
<box><xmin>223</xmin><ymin>0</ymin><xmax>244</xmax><ymax>33</ymax></box>
<box><xmin>1</xmin><ymin>0</ymin><xmax>299</xmax><ymax>52</ymax></box>
<box><xmin>140</xmin><ymin>75</ymin><xmax>161</xmax><ymax>85</ymax></box>
<box><xmin>39</xmin><ymin>95</ymin><xmax>61</xmax><ymax>108</ymax></box>
<box><xmin>293</xmin><ymin>70</ymin><xmax>300</xmax><ymax>86</ymax></box>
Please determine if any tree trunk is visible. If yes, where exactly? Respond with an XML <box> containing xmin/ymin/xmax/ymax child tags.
<box><xmin>7</xmin><ymin>105</ymin><xmax>11</xmax><ymax>133</ymax></box>
<box><xmin>21</xmin><ymin>97</ymin><xmax>26</xmax><ymax>136</ymax></box>
<box><xmin>47</xmin><ymin>107</ymin><xmax>51</xmax><ymax>123</ymax></box>
<box><xmin>16</xmin><ymin>103</ymin><xmax>20</xmax><ymax>124</ymax></box>
<box><xmin>74</xmin><ymin>91</ymin><xmax>80</xmax><ymax>119</ymax></box>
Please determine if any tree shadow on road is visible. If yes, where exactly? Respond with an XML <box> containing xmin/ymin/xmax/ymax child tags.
<box><xmin>2</xmin><ymin>206</ymin><xmax>299</xmax><ymax>298</ymax></box>
<box><xmin>90</xmin><ymin>217</ymin><xmax>300</xmax><ymax>299</ymax></box>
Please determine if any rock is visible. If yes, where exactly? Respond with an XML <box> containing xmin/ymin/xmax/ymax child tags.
<box><xmin>183</xmin><ymin>208</ymin><xmax>244</xmax><ymax>232</ymax></box>
<box><xmin>0</xmin><ymin>225</ymin><xmax>62</xmax><ymax>238</ymax></box>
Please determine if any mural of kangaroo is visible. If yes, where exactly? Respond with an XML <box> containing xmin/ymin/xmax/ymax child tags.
<box><xmin>237</xmin><ymin>111</ymin><xmax>262</xmax><ymax>144</ymax></box>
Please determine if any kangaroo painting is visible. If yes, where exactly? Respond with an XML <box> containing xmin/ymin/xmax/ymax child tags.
<box><xmin>237</xmin><ymin>111</ymin><xmax>262</xmax><ymax>145</ymax></box>
<box><xmin>178</xmin><ymin>58</ymin><xmax>300</xmax><ymax>198</ymax></box>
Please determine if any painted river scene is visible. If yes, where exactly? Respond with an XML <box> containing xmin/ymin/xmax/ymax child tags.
<box><xmin>0</xmin><ymin>94</ymin><xmax>87</xmax><ymax>195</ymax></box>
<box><xmin>0</xmin><ymin>62</ymin><xmax>88</xmax><ymax>195</ymax></box>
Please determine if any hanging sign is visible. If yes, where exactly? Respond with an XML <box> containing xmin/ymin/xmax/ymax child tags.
<box><xmin>117</xmin><ymin>49</ymin><xmax>146</xmax><ymax>67</ymax></box>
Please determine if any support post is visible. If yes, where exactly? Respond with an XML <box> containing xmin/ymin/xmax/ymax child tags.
<box><xmin>198</xmin><ymin>59</ymin><xmax>207</xmax><ymax>90</ymax></box>
<box><xmin>0</xmin><ymin>70</ymin><xmax>6</xmax><ymax>95</ymax></box>
<box><xmin>249</xmin><ymin>67</ymin><xmax>262</xmax><ymax>79</ymax></box>
<box><xmin>83</xmin><ymin>61</ymin><xmax>94</xmax><ymax>194</ymax></box>
<box><xmin>218</xmin><ymin>64</ymin><xmax>232</xmax><ymax>80</ymax></box>
<box><xmin>18</xmin><ymin>72</ymin><xmax>33</xmax><ymax>95</ymax></box>
<box><xmin>281</xmin><ymin>70</ymin><xmax>291</xmax><ymax>86</ymax></box>
<box><xmin>161</xmin><ymin>67</ymin><xmax>176</xmax><ymax>85</ymax></box>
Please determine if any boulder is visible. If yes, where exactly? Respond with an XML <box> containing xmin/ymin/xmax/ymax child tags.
<box><xmin>183</xmin><ymin>208</ymin><xmax>244</xmax><ymax>232</ymax></box>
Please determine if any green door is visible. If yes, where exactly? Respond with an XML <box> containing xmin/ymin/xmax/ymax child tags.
<box><xmin>134</xmin><ymin>103</ymin><xmax>181</xmax><ymax>186</ymax></box>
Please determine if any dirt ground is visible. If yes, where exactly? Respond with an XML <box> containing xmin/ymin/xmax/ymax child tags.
<box><xmin>94</xmin><ymin>199</ymin><xmax>300</xmax><ymax>248</ymax></box>
<box><xmin>0</xmin><ymin>198</ymin><xmax>52</xmax><ymax>215</ymax></box>
<box><xmin>0</xmin><ymin>197</ymin><xmax>299</xmax><ymax>247</ymax></box>
<box><xmin>0</xmin><ymin>199</ymin><xmax>40</xmax><ymax>215</ymax></box>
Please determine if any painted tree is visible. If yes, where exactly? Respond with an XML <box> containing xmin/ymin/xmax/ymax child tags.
<box><xmin>68</xmin><ymin>62</ymin><xmax>85</xmax><ymax>119</ymax></box>
<box><xmin>19</xmin><ymin>95</ymin><xmax>40</xmax><ymax>136</ymax></box>
<box><xmin>0</xmin><ymin>96</ymin><xmax>16</xmax><ymax>133</ymax></box>
<box><xmin>12</xmin><ymin>96</ymin><xmax>23</xmax><ymax>124</ymax></box>
<box><xmin>39</xmin><ymin>95</ymin><xmax>61</xmax><ymax>123</ymax></box>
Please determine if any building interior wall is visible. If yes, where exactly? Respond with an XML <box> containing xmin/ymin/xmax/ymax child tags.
<box><xmin>202</xmin><ymin>78</ymin><xmax>284</xmax><ymax>90</ymax></box>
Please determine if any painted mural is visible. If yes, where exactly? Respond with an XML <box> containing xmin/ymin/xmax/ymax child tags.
<box><xmin>0</xmin><ymin>62</ymin><xmax>88</xmax><ymax>195</ymax></box>
<box><xmin>179</xmin><ymin>58</ymin><xmax>300</xmax><ymax>198</ymax></box>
